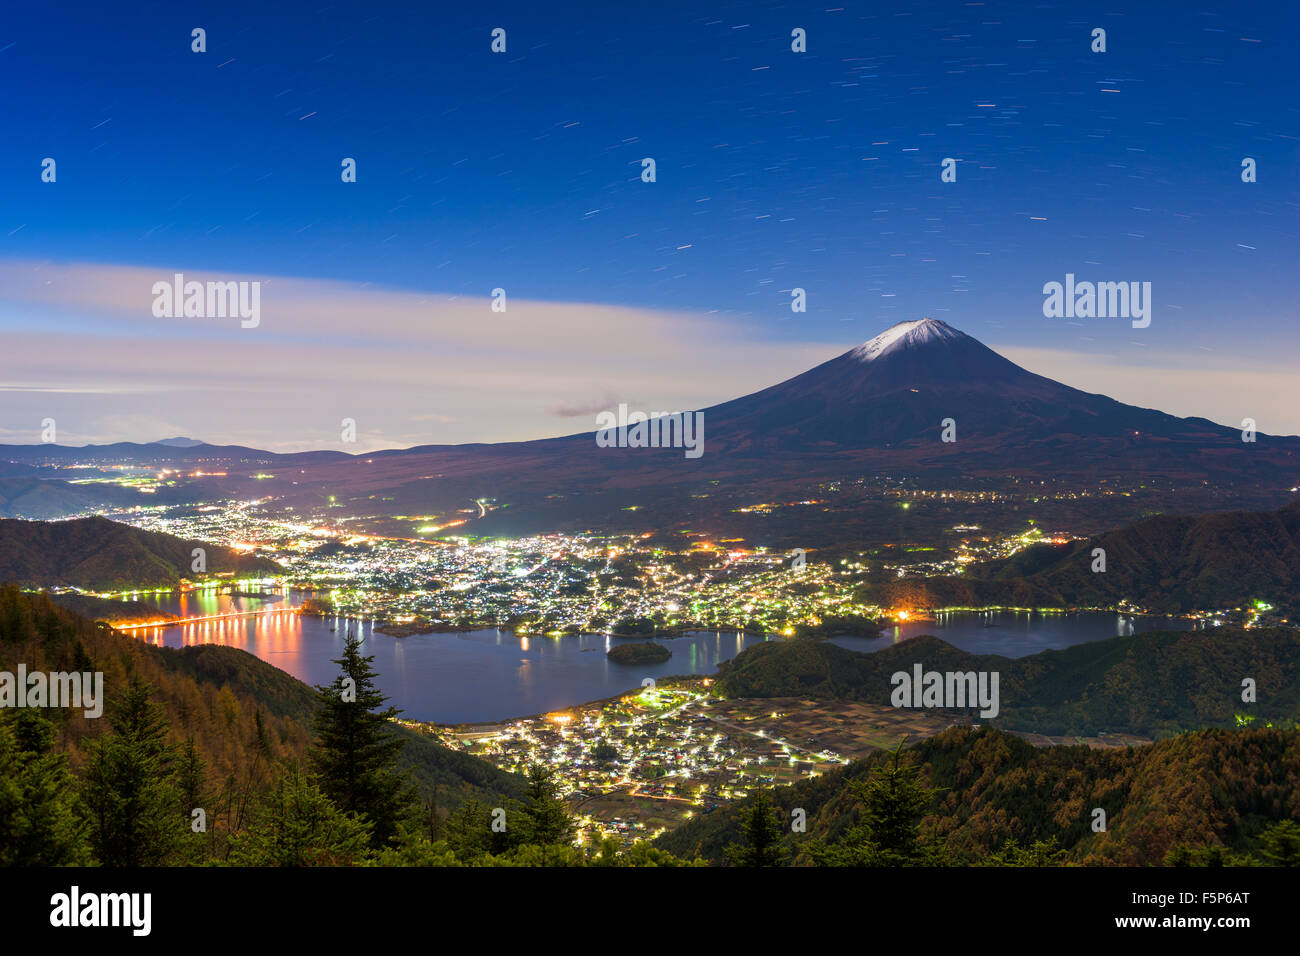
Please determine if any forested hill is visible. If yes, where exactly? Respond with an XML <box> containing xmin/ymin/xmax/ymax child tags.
<box><xmin>715</xmin><ymin>628</ymin><xmax>1300</xmax><ymax>737</ymax></box>
<box><xmin>985</xmin><ymin>499</ymin><xmax>1300</xmax><ymax>613</ymax></box>
<box><xmin>864</xmin><ymin>499</ymin><xmax>1300</xmax><ymax>615</ymax></box>
<box><xmin>655</xmin><ymin>725</ymin><xmax>1300</xmax><ymax>866</ymax></box>
<box><xmin>0</xmin><ymin>477</ymin><xmax>148</xmax><ymax>521</ymax></box>
<box><xmin>0</xmin><ymin>515</ymin><xmax>282</xmax><ymax>590</ymax></box>
<box><xmin>0</xmin><ymin>586</ymin><xmax>522</xmax><ymax>809</ymax></box>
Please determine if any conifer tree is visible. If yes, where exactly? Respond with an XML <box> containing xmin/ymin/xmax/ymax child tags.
<box><xmin>308</xmin><ymin>632</ymin><xmax>413</xmax><ymax>847</ymax></box>
<box><xmin>0</xmin><ymin>711</ymin><xmax>92</xmax><ymax>865</ymax></box>
<box><xmin>1257</xmin><ymin>820</ymin><xmax>1300</xmax><ymax>866</ymax></box>
<box><xmin>982</xmin><ymin>837</ymin><xmax>1066</xmax><ymax>867</ymax></box>
<box><xmin>724</xmin><ymin>789</ymin><xmax>789</xmax><ymax>866</ymax></box>
<box><xmin>83</xmin><ymin>679</ymin><xmax>182</xmax><ymax>866</ymax></box>
<box><xmin>1164</xmin><ymin>843</ymin><xmax>1252</xmax><ymax>867</ymax></box>
<box><xmin>175</xmin><ymin>735</ymin><xmax>212</xmax><ymax>861</ymax></box>
<box><xmin>229</xmin><ymin>768</ymin><xmax>373</xmax><ymax>866</ymax></box>
<box><xmin>507</xmin><ymin>764</ymin><xmax>576</xmax><ymax>862</ymax></box>
<box><xmin>810</xmin><ymin>742</ymin><xmax>947</xmax><ymax>867</ymax></box>
<box><xmin>444</xmin><ymin>796</ymin><xmax>499</xmax><ymax>860</ymax></box>
<box><xmin>176</xmin><ymin>736</ymin><xmax>208</xmax><ymax>813</ymax></box>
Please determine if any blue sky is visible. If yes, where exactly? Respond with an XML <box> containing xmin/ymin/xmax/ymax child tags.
<box><xmin>1</xmin><ymin>0</ymin><xmax>1296</xmax><ymax>449</ymax></box>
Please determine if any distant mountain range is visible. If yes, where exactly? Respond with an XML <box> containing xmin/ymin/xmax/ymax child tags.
<box><xmin>2</xmin><ymin>319</ymin><xmax>1296</xmax><ymax>534</ymax></box>
<box><xmin>0</xmin><ymin>477</ymin><xmax>148</xmax><ymax>520</ymax></box>
<box><xmin>0</xmin><ymin>516</ymin><xmax>282</xmax><ymax>590</ymax></box>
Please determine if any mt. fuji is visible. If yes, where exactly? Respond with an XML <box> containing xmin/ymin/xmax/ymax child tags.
<box><xmin>2</xmin><ymin>319</ymin><xmax>1296</xmax><ymax>532</ymax></box>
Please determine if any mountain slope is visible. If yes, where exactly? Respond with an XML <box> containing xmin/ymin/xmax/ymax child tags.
<box><xmin>694</xmin><ymin>319</ymin><xmax>1277</xmax><ymax>463</ymax></box>
<box><xmin>715</xmin><ymin>628</ymin><xmax>1300</xmax><ymax>737</ymax></box>
<box><xmin>0</xmin><ymin>477</ymin><xmax>149</xmax><ymax>520</ymax></box>
<box><xmin>654</xmin><ymin>725</ymin><xmax>1300</xmax><ymax>866</ymax></box>
<box><xmin>0</xmin><ymin>586</ymin><xmax>522</xmax><ymax>808</ymax></box>
<box><xmin>858</xmin><ymin>499</ymin><xmax>1300</xmax><ymax>615</ymax></box>
<box><xmin>983</xmin><ymin>499</ymin><xmax>1300</xmax><ymax>613</ymax></box>
<box><xmin>2</xmin><ymin>319</ymin><xmax>1296</xmax><ymax>533</ymax></box>
<box><xmin>0</xmin><ymin>516</ymin><xmax>282</xmax><ymax>589</ymax></box>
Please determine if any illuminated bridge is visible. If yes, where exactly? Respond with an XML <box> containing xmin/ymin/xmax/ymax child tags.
<box><xmin>114</xmin><ymin>606</ymin><xmax>300</xmax><ymax>631</ymax></box>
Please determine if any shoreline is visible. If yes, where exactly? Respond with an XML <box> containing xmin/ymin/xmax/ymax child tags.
<box><xmin>426</xmin><ymin>674</ymin><xmax>712</xmax><ymax>733</ymax></box>
<box><xmin>125</xmin><ymin>601</ymin><xmax>1210</xmax><ymax>638</ymax></box>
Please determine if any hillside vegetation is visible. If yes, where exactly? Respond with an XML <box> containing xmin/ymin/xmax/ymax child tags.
<box><xmin>656</xmin><ymin>725</ymin><xmax>1300</xmax><ymax>866</ymax></box>
<box><xmin>715</xmin><ymin>628</ymin><xmax>1300</xmax><ymax>737</ymax></box>
<box><xmin>869</xmin><ymin>500</ymin><xmax>1300</xmax><ymax>614</ymax></box>
<box><xmin>0</xmin><ymin>516</ymin><xmax>282</xmax><ymax>590</ymax></box>
<box><xmin>0</xmin><ymin>586</ymin><xmax>711</xmax><ymax>867</ymax></box>
<box><xmin>0</xmin><ymin>478</ymin><xmax>146</xmax><ymax>520</ymax></box>
<box><xmin>0</xmin><ymin>586</ymin><xmax>521</xmax><ymax>809</ymax></box>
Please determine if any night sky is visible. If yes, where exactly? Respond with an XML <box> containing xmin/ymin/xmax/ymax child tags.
<box><xmin>1</xmin><ymin>1</ymin><xmax>1296</xmax><ymax>450</ymax></box>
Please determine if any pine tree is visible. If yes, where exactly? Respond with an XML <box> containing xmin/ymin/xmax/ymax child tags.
<box><xmin>1165</xmin><ymin>843</ymin><xmax>1252</xmax><ymax>867</ymax></box>
<box><xmin>982</xmin><ymin>836</ymin><xmax>1066</xmax><ymax>866</ymax></box>
<box><xmin>860</xmin><ymin>748</ymin><xmax>931</xmax><ymax>860</ymax></box>
<box><xmin>229</xmin><ymin>768</ymin><xmax>373</xmax><ymax>866</ymax></box>
<box><xmin>308</xmin><ymin>632</ymin><xmax>413</xmax><ymax>847</ymax></box>
<box><xmin>811</xmin><ymin>742</ymin><xmax>947</xmax><ymax>867</ymax></box>
<box><xmin>1256</xmin><ymin>820</ymin><xmax>1300</xmax><ymax>866</ymax></box>
<box><xmin>0</xmin><ymin>711</ymin><xmax>93</xmax><ymax>865</ymax></box>
<box><xmin>253</xmin><ymin>708</ymin><xmax>272</xmax><ymax>760</ymax></box>
<box><xmin>724</xmin><ymin>789</ymin><xmax>789</xmax><ymax>866</ymax></box>
<box><xmin>175</xmin><ymin>736</ymin><xmax>211</xmax><ymax>861</ymax></box>
<box><xmin>444</xmin><ymin>796</ymin><xmax>498</xmax><ymax>860</ymax></box>
<box><xmin>590</xmin><ymin>836</ymin><xmax>703</xmax><ymax>867</ymax></box>
<box><xmin>82</xmin><ymin>679</ymin><xmax>183</xmax><ymax>866</ymax></box>
<box><xmin>423</xmin><ymin>792</ymin><xmax>441</xmax><ymax>843</ymax></box>
<box><xmin>510</xmin><ymin>764</ymin><xmax>576</xmax><ymax>855</ymax></box>
<box><xmin>176</xmin><ymin>736</ymin><xmax>208</xmax><ymax>813</ymax></box>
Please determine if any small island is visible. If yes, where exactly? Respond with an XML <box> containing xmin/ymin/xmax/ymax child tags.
<box><xmin>376</xmin><ymin>617</ymin><xmax>436</xmax><ymax>638</ymax></box>
<box><xmin>296</xmin><ymin>596</ymin><xmax>335</xmax><ymax>616</ymax></box>
<box><xmin>606</xmin><ymin>642</ymin><xmax>672</xmax><ymax>665</ymax></box>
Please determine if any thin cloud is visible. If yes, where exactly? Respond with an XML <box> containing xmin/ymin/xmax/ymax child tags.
<box><xmin>545</xmin><ymin>394</ymin><xmax>628</xmax><ymax>418</ymax></box>
<box><xmin>0</xmin><ymin>259</ymin><xmax>839</xmax><ymax>451</ymax></box>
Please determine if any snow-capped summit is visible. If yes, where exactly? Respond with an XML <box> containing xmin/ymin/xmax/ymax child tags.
<box><xmin>849</xmin><ymin>318</ymin><xmax>965</xmax><ymax>363</ymax></box>
<box><xmin>694</xmin><ymin>315</ymin><xmax>1048</xmax><ymax>447</ymax></box>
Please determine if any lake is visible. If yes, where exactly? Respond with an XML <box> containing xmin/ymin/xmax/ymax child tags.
<box><xmin>829</xmin><ymin>608</ymin><xmax>1194</xmax><ymax>658</ymax></box>
<box><xmin>125</xmin><ymin>589</ymin><xmax>771</xmax><ymax>723</ymax></box>
<box><xmin>123</xmin><ymin>591</ymin><xmax>1193</xmax><ymax>723</ymax></box>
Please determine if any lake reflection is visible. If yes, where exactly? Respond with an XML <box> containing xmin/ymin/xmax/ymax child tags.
<box><xmin>126</xmin><ymin>590</ymin><xmax>769</xmax><ymax>723</ymax></box>
<box><xmin>123</xmin><ymin>593</ymin><xmax>1191</xmax><ymax>723</ymax></box>
<box><xmin>829</xmin><ymin>608</ymin><xmax>1194</xmax><ymax>659</ymax></box>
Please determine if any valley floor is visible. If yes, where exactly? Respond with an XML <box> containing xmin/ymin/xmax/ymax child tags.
<box><xmin>429</xmin><ymin>679</ymin><xmax>1153</xmax><ymax>845</ymax></box>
